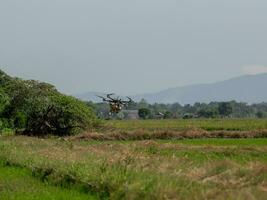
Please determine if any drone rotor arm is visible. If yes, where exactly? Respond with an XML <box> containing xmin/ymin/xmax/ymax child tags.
<box><xmin>96</xmin><ymin>95</ymin><xmax>113</xmax><ymax>103</ymax></box>
<box><xmin>107</xmin><ymin>93</ymin><xmax>116</xmax><ymax>101</ymax></box>
<box><xmin>121</xmin><ymin>97</ymin><xmax>133</xmax><ymax>104</ymax></box>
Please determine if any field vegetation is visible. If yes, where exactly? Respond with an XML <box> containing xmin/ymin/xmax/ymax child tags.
<box><xmin>1</xmin><ymin>70</ymin><xmax>267</xmax><ymax>199</ymax></box>
<box><xmin>70</xmin><ymin>119</ymin><xmax>267</xmax><ymax>141</ymax></box>
<box><xmin>91</xmin><ymin>99</ymin><xmax>267</xmax><ymax>119</ymax></box>
<box><xmin>1</xmin><ymin>134</ymin><xmax>267</xmax><ymax>199</ymax></box>
<box><xmin>109</xmin><ymin>119</ymin><xmax>267</xmax><ymax>132</ymax></box>
<box><xmin>0</xmin><ymin>162</ymin><xmax>96</xmax><ymax>200</ymax></box>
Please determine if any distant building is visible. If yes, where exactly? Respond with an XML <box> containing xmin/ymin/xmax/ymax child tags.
<box><xmin>123</xmin><ymin>110</ymin><xmax>139</xmax><ymax>120</ymax></box>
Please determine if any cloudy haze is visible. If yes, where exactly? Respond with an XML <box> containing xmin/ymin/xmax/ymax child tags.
<box><xmin>1</xmin><ymin>0</ymin><xmax>267</xmax><ymax>95</ymax></box>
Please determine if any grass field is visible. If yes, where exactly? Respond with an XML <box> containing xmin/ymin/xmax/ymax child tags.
<box><xmin>108</xmin><ymin>119</ymin><xmax>267</xmax><ymax>131</ymax></box>
<box><xmin>76</xmin><ymin>119</ymin><xmax>267</xmax><ymax>141</ymax></box>
<box><xmin>0</xmin><ymin>119</ymin><xmax>267</xmax><ymax>199</ymax></box>
<box><xmin>0</xmin><ymin>163</ymin><xmax>96</xmax><ymax>200</ymax></box>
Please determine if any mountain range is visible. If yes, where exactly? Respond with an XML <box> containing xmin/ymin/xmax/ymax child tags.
<box><xmin>75</xmin><ymin>73</ymin><xmax>267</xmax><ymax>104</ymax></box>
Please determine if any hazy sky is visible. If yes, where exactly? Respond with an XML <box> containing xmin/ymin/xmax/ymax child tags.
<box><xmin>1</xmin><ymin>0</ymin><xmax>267</xmax><ymax>95</ymax></box>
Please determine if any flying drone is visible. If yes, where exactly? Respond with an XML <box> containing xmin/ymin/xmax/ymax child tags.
<box><xmin>97</xmin><ymin>93</ymin><xmax>133</xmax><ymax>113</ymax></box>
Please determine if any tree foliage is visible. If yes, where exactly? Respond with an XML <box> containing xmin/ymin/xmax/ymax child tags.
<box><xmin>218</xmin><ymin>102</ymin><xmax>233</xmax><ymax>117</ymax></box>
<box><xmin>92</xmin><ymin>99</ymin><xmax>267</xmax><ymax>119</ymax></box>
<box><xmin>0</xmin><ymin>69</ymin><xmax>99</xmax><ymax>136</ymax></box>
<box><xmin>138</xmin><ymin>108</ymin><xmax>151</xmax><ymax>119</ymax></box>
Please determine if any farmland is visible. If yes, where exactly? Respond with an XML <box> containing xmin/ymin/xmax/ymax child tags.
<box><xmin>0</xmin><ymin>163</ymin><xmax>95</xmax><ymax>200</ymax></box>
<box><xmin>0</xmin><ymin>119</ymin><xmax>267</xmax><ymax>199</ymax></box>
<box><xmin>108</xmin><ymin>119</ymin><xmax>267</xmax><ymax>132</ymax></box>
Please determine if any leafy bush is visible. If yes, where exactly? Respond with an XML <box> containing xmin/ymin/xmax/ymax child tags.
<box><xmin>0</xmin><ymin>69</ymin><xmax>99</xmax><ymax>136</ymax></box>
<box><xmin>24</xmin><ymin>94</ymin><xmax>99</xmax><ymax>136</ymax></box>
<box><xmin>0</xmin><ymin>89</ymin><xmax>9</xmax><ymax>114</ymax></box>
<box><xmin>0</xmin><ymin>119</ymin><xmax>3</xmax><ymax>130</ymax></box>
<box><xmin>13</xmin><ymin>112</ymin><xmax>27</xmax><ymax>130</ymax></box>
<box><xmin>138</xmin><ymin>108</ymin><xmax>151</xmax><ymax>119</ymax></box>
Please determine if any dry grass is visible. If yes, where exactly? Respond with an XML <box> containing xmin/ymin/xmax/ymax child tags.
<box><xmin>71</xmin><ymin>129</ymin><xmax>267</xmax><ymax>141</ymax></box>
<box><xmin>1</xmin><ymin>136</ymin><xmax>267</xmax><ymax>199</ymax></box>
<box><xmin>2</xmin><ymin>119</ymin><xmax>267</xmax><ymax>199</ymax></box>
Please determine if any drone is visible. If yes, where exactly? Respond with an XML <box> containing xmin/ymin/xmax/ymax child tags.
<box><xmin>97</xmin><ymin>93</ymin><xmax>133</xmax><ymax>113</ymax></box>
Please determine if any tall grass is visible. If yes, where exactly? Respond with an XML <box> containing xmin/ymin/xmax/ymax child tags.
<box><xmin>0</xmin><ymin>161</ymin><xmax>96</xmax><ymax>200</ymax></box>
<box><xmin>1</xmin><ymin>136</ymin><xmax>267</xmax><ymax>199</ymax></box>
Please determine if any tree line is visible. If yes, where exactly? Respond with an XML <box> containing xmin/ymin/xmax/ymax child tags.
<box><xmin>89</xmin><ymin>99</ymin><xmax>267</xmax><ymax>119</ymax></box>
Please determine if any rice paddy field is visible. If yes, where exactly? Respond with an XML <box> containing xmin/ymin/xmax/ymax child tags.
<box><xmin>1</xmin><ymin>119</ymin><xmax>267</xmax><ymax>200</ymax></box>
<box><xmin>108</xmin><ymin>118</ymin><xmax>267</xmax><ymax>132</ymax></box>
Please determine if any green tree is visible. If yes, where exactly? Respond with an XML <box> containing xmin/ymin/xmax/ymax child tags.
<box><xmin>23</xmin><ymin>91</ymin><xmax>99</xmax><ymax>136</ymax></box>
<box><xmin>197</xmin><ymin>108</ymin><xmax>219</xmax><ymax>118</ymax></box>
<box><xmin>0</xmin><ymin>89</ymin><xmax>9</xmax><ymax>115</ymax></box>
<box><xmin>256</xmin><ymin>111</ymin><xmax>266</xmax><ymax>118</ymax></box>
<box><xmin>164</xmin><ymin>111</ymin><xmax>172</xmax><ymax>119</ymax></box>
<box><xmin>0</xmin><ymin>69</ymin><xmax>99</xmax><ymax>136</ymax></box>
<box><xmin>138</xmin><ymin>108</ymin><xmax>151</xmax><ymax>119</ymax></box>
<box><xmin>138</xmin><ymin>99</ymin><xmax>149</xmax><ymax>109</ymax></box>
<box><xmin>218</xmin><ymin>102</ymin><xmax>233</xmax><ymax>117</ymax></box>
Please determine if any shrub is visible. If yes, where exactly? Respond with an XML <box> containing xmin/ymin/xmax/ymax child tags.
<box><xmin>24</xmin><ymin>94</ymin><xmax>99</xmax><ymax>136</ymax></box>
<box><xmin>0</xmin><ymin>69</ymin><xmax>99</xmax><ymax>136</ymax></box>
<box><xmin>13</xmin><ymin>112</ymin><xmax>27</xmax><ymax>130</ymax></box>
<box><xmin>138</xmin><ymin>108</ymin><xmax>151</xmax><ymax>119</ymax></box>
<box><xmin>0</xmin><ymin>89</ymin><xmax>9</xmax><ymax>114</ymax></box>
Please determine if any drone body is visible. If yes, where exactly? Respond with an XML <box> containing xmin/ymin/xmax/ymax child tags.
<box><xmin>97</xmin><ymin>94</ymin><xmax>133</xmax><ymax>114</ymax></box>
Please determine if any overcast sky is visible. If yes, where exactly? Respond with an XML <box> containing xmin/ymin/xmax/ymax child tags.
<box><xmin>1</xmin><ymin>0</ymin><xmax>267</xmax><ymax>95</ymax></box>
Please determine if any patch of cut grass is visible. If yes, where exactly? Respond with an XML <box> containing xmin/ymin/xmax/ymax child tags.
<box><xmin>109</xmin><ymin>119</ymin><xmax>267</xmax><ymax>131</ymax></box>
<box><xmin>162</xmin><ymin>138</ymin><xmax>267</xmax><ymax>146</ymax></box>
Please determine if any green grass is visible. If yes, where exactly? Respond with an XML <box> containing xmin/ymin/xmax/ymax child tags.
<box><xmin>0</xmin><ymin>128</ymin><xmax>14</xmax><ymax>136</ymax></box>
<box><xmin>1</xmin><ymin>119</ymin><xmax>267</xmax><ymax>199</ymax></box>
<box><xmin>0</xmin><ymin>162</ymin><xmax>96</xmax><ymax>200</ymax></box>
<box><xmin>108</xmin><ymin>118</ymin><xmax>267</xmax><ymax>131</ymax></box>
<box><xmin>1</xmin><ymin>136</ymin><xmax>267</xmax><ymax>199</ymax></box>
<box><xmin>164</xmin><ymin>138</ymin><xmax>267</xmax><ymax>146</ymax></box>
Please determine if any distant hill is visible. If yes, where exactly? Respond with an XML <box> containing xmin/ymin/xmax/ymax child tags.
<box><xmin>75</xmin><ymin>73</ymin><xmax>267</xmax><ymax>104</ymax></box>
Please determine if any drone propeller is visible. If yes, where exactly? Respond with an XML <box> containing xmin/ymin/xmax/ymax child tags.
<box><xmin>96</xmin><ymin>95</ymin><xmax>112</xmax><ymax>102</ymax></box>
<box><xmin>96</xmin><ymin>95</ymin><xmax>106</xmax><ymax>100</ymax></box>
<box><xmin>120</xmin><ymin>97</ymin><xmax>133</xmax><ymax>104</ymax></box>
<box><xmin>106</xmin><ymin>93</ymin><xmax>116</xmax><ymax>101</ymax></box>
